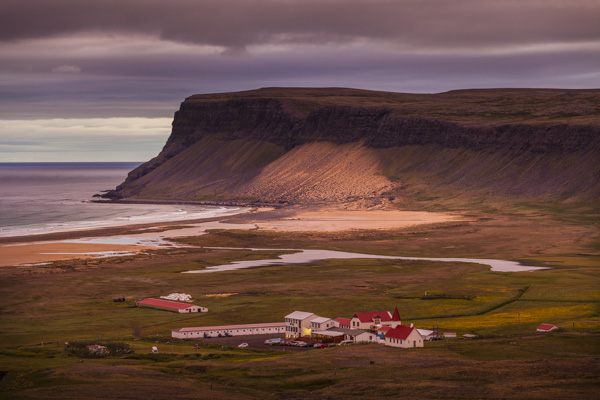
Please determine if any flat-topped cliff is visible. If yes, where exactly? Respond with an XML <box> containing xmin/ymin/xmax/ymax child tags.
<box><xmin>107</xmin><ymin>88</ymin><xmax>600</xmax><ymax>204</ymax></box>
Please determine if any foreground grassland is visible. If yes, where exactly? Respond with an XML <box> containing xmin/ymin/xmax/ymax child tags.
<box><xmin>0</xmin><ymin>205</ymin><xmax>598</xmax><ymax>399</ymax></box>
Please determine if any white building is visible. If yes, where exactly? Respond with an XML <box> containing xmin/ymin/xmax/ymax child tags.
<box><xmin>285</xmin><ymin>311</ymin><xmax>321</xmax><ymax>338</ymax></box>
<box><xmin>171</xmin><ymin>322</ymin><xmax>285</xmax><ymax>339</ymax></box>
<box><xmin>385</xmin><ymin>325</ymin><xmax>424</xmax><ymax>348</ymax></box>
<box><xmin>352</xmin><ymin>330</ymin><xmax>377</xmax><ymax>344</ymax></box>
<box><xmin>325</xmin><ymin>327</ymin><xmax>378</xmax><ymax>344</ymax></box>
<box><xmin>416</xmin><ymin>329</ymin><xmax>439</xmax><ymax>341</ymax></box>
<box><xmin>311</xmin><ymin>317</ymin><xmax>334</xmax><ymax>331</ymax></box>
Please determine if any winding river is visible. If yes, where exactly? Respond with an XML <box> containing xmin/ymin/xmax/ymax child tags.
<box><xmin>182</xmin><ymin>248</ymin><xmax>549</xmax><ymax>274</ymax></box>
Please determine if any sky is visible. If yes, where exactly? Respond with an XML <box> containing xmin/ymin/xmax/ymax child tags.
<box><xmin>1</xmin><ymin>0</ymin><xmax>599</xmax><ymax>161</ymax></box>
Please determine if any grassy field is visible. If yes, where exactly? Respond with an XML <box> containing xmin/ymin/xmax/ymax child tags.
<box><xmin>0</xmin><ymin>204</ymin><xmax>598</xmax><ymax>399</ymax></box>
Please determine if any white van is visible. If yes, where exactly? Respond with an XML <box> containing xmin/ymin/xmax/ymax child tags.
<box><xmin>151</xmin><ymin>346</ymin><xmax>158</xmax><ymax>354</ymax></box>
<box><xmin>338</xmin><ymin>340</ymin><xmax>354</xmax><ymax>346</ymax></box>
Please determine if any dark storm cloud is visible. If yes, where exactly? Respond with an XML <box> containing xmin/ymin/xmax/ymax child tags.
<box><xmin>2</xmin><ymin>42</ymin><xmax>598</xmax><ymax>119</ymax></box>
<box><xmin>1</xmin><ymin>0</ymin><xmax>598</xmax><ymax>160</ymax></box>
<box><xmin>2</xmin><ymin>0</ymin><xmax>599</xmax><ymax>52</ymax></box>
<box><xmin>1</xmin><ymin>0</ymin><xmax>599</xmax><ymax>121</ymax></box>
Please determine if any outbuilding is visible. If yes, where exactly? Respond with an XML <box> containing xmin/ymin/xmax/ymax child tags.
<box><xmin>136</xmin><ymin>298</ymin><xmax>207</xmax><ymax>313</ymax></box>
<box><xmin>326</xmin><ymin>327</ymin><xmax>378</xmax><ymax>343</ymax></box>
<box><xmin>311</xmin><ymin>330</ymin><xmax>344</xmax><ymax>344</ymax></box>
<box><xmin>536</xmin><ymin>323</ymin><xmax>559</xmax><ymax>332</ymax></box>
<box><xmin>417</xmin><ymin>329</ymin><xmax>440</xmax><ymax>341</ymax></box>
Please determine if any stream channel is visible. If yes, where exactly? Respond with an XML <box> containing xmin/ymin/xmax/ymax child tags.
<box><xmin>182</xmin><ymin>248</ymin><xmax>549</xmax><ymax>274</ymax></box>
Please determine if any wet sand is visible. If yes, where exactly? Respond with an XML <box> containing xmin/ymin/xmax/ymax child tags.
<box><xmin>0</xmin><ymin>242</ymin><xmax>152</xmax><ymax>267</ymax></box>
<box><xmin>0</xmin><ymin>208</ymin><xmax>462</xmax><ymax>268</ymax></box>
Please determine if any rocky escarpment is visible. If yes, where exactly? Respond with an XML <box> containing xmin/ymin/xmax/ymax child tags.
<box><xmin>108</xmin><ymin>88</ymin><xmax>600</xmax><ymax>204</ymax></box>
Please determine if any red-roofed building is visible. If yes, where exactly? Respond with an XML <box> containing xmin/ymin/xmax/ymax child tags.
<box><xmin>390</xmin><ymin>306</ymin><xmax>402</xmax><ymax>328</ymax></box>
<box><xmin>334</xmin><ymin>317</ymin><xmax>351</xmax><ymax>328</ymax></box>
<box><xmin>136</xmin><ymin>298</ymin><xmax>207</xmax><ymax>313</ymax></box>
<box><xmin>384</xmin><ymin>325</ymin><xmax>424</xmax><ymax>348</ymax></box>
<box><xmin>377</xmin><ymin>326</ymin><xmax>392</xmax><ymax>334</ymax></box>
<box><xmin>350</xmin><ymin>311</ymin><xmax>392</xmax><ymax>329</ymax></box>
<box><xmin>536</xmin><ymin>323</ymin><xmax>558</xmax><ymax>332</ymax></box>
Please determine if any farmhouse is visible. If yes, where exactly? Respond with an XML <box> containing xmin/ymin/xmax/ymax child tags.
<box><xmin>171</xmin><ymin>322</ymin><xmax>285</xmax><ymax>339</ymax></box>
<box><xmin>136</xmin><ymin>298</ymin><xmax>207</xmax><ymax>313</ymax></box>
<box><xmin>537</xmin><ymin>323</ymin><xmax>559</xmax><ymax>332</ymax></box>
<box><xmin>350</xmin><ymin>307</ymin><xmax>402</xmax><ymax>330</ymax></box>
<box><xmin>285</xmin><ymin>311</ymin><xmax>321</xmax><ymax>338</ymax></box>
<box><xmin>385</xmin><ymin>325</ymin><xmax>424</xmax><ymax>348</ymax></box>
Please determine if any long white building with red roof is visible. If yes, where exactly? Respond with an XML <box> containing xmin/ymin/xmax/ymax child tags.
<box><xmin>136</xmin><ymin>298</ymin><xmax>207</xmax><ymax>313</ymax></box>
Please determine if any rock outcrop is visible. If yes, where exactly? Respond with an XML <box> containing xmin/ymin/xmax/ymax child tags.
<box><xmin>107</xmin><ymin>88</ymin><xmax>600</xmax><ymax>204</ymax></box>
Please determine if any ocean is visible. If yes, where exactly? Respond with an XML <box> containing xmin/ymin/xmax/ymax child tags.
<box><xmin>0</xmin><ymin>163</ymin><xmax>244</xmax><ymax>238</ymax></box>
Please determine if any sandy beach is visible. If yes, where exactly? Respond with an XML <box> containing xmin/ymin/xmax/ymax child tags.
<box><xmin>0</xmin><ymin>208</ymin><xmax>462</xmax><ymax>268</ymax></box>
<box><xmin>254</xmin><ymin>210</ymin><xmax>461</xmax><ymax>232</ymax></box>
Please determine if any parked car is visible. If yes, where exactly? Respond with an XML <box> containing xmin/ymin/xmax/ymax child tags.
<box><xmin>313</xmin><ymin>343</ymin><xmax>328</xmax><ymax>348</ymax></box>
<box><xmin>338</xmin><ymin>340</ymin><xmax>354</xmax><ymax>346</ymax></box>
<box><xmin>264</xmin><ymin>338</ymin><xmax>284</xmax><ymax>345</ymax></box>
<box><xmin>294</xmin><ymin>341</ymin><xmax>308</xmax><ymax>347</ymax></box>
<box><xmin>238</xmin><ymin>343</ymin><xmax>249</xmax><ymax>348</ymax></box>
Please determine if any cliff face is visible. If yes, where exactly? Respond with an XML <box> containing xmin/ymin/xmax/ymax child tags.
<box><xmin>111</xmin><ymin>88</ymin><xmax>600</xmax><ymax>203</ymax></box>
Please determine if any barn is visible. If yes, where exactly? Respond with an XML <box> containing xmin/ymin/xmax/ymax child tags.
<box><xmin>136</xmin><ymin>298</ymin><xmax>207</xmax><ymax>313</ymax></box>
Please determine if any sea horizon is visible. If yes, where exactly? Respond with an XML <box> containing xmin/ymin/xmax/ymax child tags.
<box><xmin>0</xmin><ymin>162</ymin><xmax>243</xmax><ymax>238</ymax></box>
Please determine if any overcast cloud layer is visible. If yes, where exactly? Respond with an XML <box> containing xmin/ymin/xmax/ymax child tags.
<box><xmin>1</xmin><ymin>0</ymin><xmax>599</xmax><ymax>160</ymax></box>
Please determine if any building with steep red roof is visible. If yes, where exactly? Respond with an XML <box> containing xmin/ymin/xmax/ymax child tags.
<box><xmin>390</xmin><ymin>306</ymin><xmax>402</xmax><ymax>328</ymax></box>
<box><xmin>384</xmin><ymin>325</ymin><xmax>424</xmax><ymax>348</ymax></box>
<box><xmin>136</xmin><ymin>298</ymin><xmax>207</xmax><ymax>313</ymax></box>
